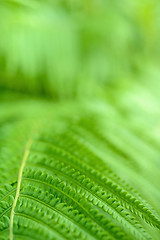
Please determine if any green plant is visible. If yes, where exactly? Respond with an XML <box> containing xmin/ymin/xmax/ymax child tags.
<box><xmin>0</xmin><ymin>1</ymin><xmax>160</xmax><ymax>240</ymax></box>
<box><xmin>0</xmin><ymin>99</ymin><xmax>160</xmax><ymax>240</ymax></box>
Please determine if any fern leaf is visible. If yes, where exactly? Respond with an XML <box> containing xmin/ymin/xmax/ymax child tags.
<box><xmin>0</xmin><ymin>101</ymin><xmax>159</xmax><ymax>240</ymax></box>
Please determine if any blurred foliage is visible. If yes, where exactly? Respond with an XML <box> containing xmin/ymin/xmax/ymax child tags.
<box><xmin>0</xmin><ymin>0</ymin><xmax>160</xmax><ymax>99</ymax></box>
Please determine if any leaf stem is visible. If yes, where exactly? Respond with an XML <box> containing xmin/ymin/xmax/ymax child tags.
<box><xmin>9</xmin><ymin>139</ymin><xmax>32</xmax><ymax>240</ymax></box>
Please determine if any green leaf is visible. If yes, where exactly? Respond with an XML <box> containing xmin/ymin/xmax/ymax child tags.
<box><xmin>0</xmin><ymin>100</ymin><xmax>159</xmax><ymax>240</ymax></box>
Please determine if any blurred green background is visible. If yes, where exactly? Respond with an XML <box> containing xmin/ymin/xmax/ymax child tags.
<box><xmin>0</xmin><ymin>0</ymin><xmax>160</xmax><ymax>146</ymax></box>
<box><xmin>0</xmin><ymin>0</ymin><xmax>160</xmax><ymax>100</ymax></box>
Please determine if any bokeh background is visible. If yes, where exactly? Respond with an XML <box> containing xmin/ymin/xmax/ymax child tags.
<box><xmin>0</xmin><ymin>0</ymin><xmax>160</xmax><ymax>100</ymax></box>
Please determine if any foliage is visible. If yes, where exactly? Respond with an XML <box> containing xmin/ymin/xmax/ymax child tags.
<box><xmin>0</xmin><ymin>0</ymin><xmax>160</xmax><ymax>98</ymax></box>
<box><xmin>0</xmin><ymin>0</ymin><xmax>160</xmax><ymax>240</ymax></box>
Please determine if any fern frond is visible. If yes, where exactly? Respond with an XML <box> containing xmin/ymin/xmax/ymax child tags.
<box><xmin>0</xmin><ymin>101</ymin><xmax>159</xmax><ymax>240</ymax></box>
